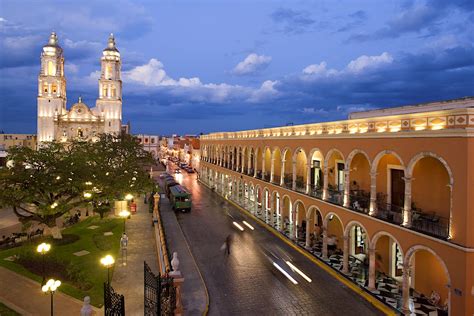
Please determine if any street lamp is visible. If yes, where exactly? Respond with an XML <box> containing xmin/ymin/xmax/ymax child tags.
<box><xmin>100</xmin><ymin>255</ymin><xmax>115</xmax><ymax>284</ymax></box>
<box><xmin>119</xmin><ymin>210</ymin><xmax>131</xmax><ymax>232</ymax></box>
<box><xmin>37</xmin><ymin>242</ymin><xmax>51</xmax><ymax>285</ymax></box>
<box><xmin>41</xmin><ymin>279</ymin><xmax>61</xmax><ymax>316</ymax></box>
<box><xmin>125</xmin><ymin>193</ymin><xmax>133</xmax><ymax>201</ymax></box>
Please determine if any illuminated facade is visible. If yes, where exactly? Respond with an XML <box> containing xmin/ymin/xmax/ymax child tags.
<box><xmin>200</xmin><ymin>97</ymin><xmax>474</xmax><ymax>315</ymax></box>
<box><xmin>37</xmin><ymin>32</ymin><xmax>122</xmax><ymax>144</ymax></box>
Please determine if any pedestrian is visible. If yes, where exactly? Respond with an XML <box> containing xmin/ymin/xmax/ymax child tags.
<box><xmin>120</xmin><ymin>232</ymin><xmax>129</xmax><ymax>266</ymax></box>
<box><xmin>225</xmin><ymin>234</ymin><xmax>232</xmax><ymax>255</ymax></box>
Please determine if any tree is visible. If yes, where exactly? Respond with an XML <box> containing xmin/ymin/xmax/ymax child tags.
<box><xmin>0</xmin><ymin>134</ymin><xmax>155</xmax><ymax>238</ymax></box>
<box><xmin>83</xmin><ymin>134</ymin><xmax>155</xmax><ymax>218</ymax></box>
<box><xmin>0</xmin><ymin>141</ymin><xmax>91</xmax><ymax>238</ymax></box>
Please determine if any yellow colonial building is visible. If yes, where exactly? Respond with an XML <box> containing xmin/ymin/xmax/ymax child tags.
<box><xmin>199</xmin><ymin>97</ymin><xmax>474</xmax><ymax>315</ymax></box>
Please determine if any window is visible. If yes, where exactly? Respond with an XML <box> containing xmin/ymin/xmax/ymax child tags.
<box><xmin>52</xmin><ymin>84</ymin><xmax>57</xmax><ymax>93</ymax></box>
<box><xmin>151</xmin><ymin>138</ymin><xmax>155</xmax><ymax>144</ymax></box>
<box><xmin>47</xmin><ymin>61</ymin><xmax>55</xmax><ymax>76</ymax></box>
<box><xmin>106</xmin><ymin>65</ymin><xmax>113</xmax><ymax>79</ymax></box>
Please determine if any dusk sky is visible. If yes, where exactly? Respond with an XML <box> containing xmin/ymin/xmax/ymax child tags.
<box><xmin>0</xmin><ymin>0</ymin><xmax>473</xmax><ymax>135</ymax></box>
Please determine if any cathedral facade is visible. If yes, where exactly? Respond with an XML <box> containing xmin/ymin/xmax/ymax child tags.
<box><xmin>37</xmin><ymin>32</ymin><xmax>122</xmax><ymax>144</ymax></box>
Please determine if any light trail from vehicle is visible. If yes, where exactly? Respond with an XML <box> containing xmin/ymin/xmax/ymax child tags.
<box><xmin>286</xmin><ymin>261</ymin><xmax>312</xmax><ymax>283</ymax></box>
<box><xmin>273</xmin><ymin>262</ymin><xmax>298</xmax><ymax>285</ymax></box>
<box><xmin>242</xmin><ymin>221</ymin><xmax>254</xmax><ymax>230</ymax></box>
<box><xmin>232</xmin><ymin>221</ymin><xmax>245</xmax><ymax>231</ymax></box>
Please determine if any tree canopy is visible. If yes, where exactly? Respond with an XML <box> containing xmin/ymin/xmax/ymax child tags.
<box><xmin>0</xmin><ymin>134</ymin><xmax>155</xmax><ymax>238</ymax></box>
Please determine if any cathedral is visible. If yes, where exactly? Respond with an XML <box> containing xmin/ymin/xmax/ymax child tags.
<box><xmin>37</xmin><ymin>32</ymin><xmax>122</xmax><ymax>144</ymax></box>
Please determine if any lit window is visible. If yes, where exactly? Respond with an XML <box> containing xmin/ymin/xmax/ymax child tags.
<box><xmin>47</xmin><ymin>61</ymin><xmax>55</xmax><ymax>76</ymax></box>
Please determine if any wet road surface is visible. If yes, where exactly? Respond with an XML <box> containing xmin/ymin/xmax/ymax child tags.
<box><xmin>170</xmin><ymin>166</ymin><xmax>382</xmax><ymax>316</ymax></box>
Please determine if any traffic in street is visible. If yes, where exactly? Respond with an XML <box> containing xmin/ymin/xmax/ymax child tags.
<box><xmin>163</xmin><ymin>159</ymin><xmax>383</xmax><ymax>316</ymax></box>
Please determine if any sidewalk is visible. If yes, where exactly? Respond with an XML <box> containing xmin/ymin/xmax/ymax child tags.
<box><xmin>0</xmin><ymin>266</ymin><xmax>101</xmax><ymax>315</ymax></box>
<box><xmin>112</xmin><ymin>196</ymin><xmax>159</xmax><ymax>315</ymax></box>
<box><xmin>158</xmin><ymin>179</ymin><xmax>209</xmax><ymax>315</ymax></box>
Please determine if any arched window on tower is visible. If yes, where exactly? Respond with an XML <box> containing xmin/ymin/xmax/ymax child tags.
<box><xmin>52</xmin><ymin>84</ymin><xmax>57</xmax><ymax>94</ymax></box>
<box><xmin>43</xmin><ymin>82</ymin><xmax>48</xmax><ymax>93</ymax></box>
<box><xmin>111</xmin><ymin>87</ymin><xmax>116</xmax><ymax>98</ymax></box>
<box><xmin>47</xmin><ymin>61</ymin><xmax>55</xmax><ymax>76</ymax></box>
<box><xmin>102</xmin><ymin>85</ymin><xmax>107</xmax><ymax>98</ymax></box>
<box><xmin>106</xmin><ymin>65</ymin><xmax>113</xmax><ymax>80</ymax></box>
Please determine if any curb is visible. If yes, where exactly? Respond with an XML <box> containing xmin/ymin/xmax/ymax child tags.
<box><xmin>199</xmin><ymin>180</ymin><xmax>396</xmax><ymax>316</ymax></box>
<box><xmin>173</xmin><ymin>212</ymin><xmax>211</xmax><ymax>316</ymax></box>
<box><xmin>0</xmin><ymin>296</ymin><xmax>30</xmax><ymax>316</ymax></box>
<box><xmin>157</xmin><ymin>178</ymin><xmax>210</xmax><ymax>316</ymax></box>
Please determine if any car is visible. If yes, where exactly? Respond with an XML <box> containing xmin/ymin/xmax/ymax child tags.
<box><xmin>175</xmin><ymin>169</ymin><xmax>181</xmax><ymax>174</ymax></box>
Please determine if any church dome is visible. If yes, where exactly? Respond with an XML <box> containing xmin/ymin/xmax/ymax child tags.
<box><xmin>70</xmin><ymin>97</ymin><xmax>90</xmax><ymax>116</ymax></box>
<box><xmin>103</xmin><ymin>33</ymin><xmax>120</xmax><ymax>53</ymax></box>
<box><xmin>43</xmin><ymin>32</ymin><xmax>63</xmax><ymax>55</ymax></box>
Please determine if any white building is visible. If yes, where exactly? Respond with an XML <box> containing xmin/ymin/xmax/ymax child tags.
<box><xmin>135</xmin><ymin>134</ymin><xmax>160</xmax><ymax>158</ymax></box>
<box><xmin>37</xmin><ymin>32</ymin><xmax>122</xmax><ymax>144</ymax></box>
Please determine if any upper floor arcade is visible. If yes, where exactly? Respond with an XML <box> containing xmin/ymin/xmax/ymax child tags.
<box><xmin>200</xmin><ymin>98</ymin><xmax>474</xmax><ymax>247</ymax></box>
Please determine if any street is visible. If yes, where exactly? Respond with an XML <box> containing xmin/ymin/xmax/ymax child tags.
<box><xmin>168</xmin><ymin>164</ymin><xmax>383</xmax><ymax>316</ymax></box>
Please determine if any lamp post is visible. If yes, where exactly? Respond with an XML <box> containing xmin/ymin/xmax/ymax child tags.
<box><xmin>37</xmin><ymin>242</ymin><xmax>51</xmax><ymax>285</ymax></box>
<box><xmin>41</xmin><ymin>279</ymin><xmax>61</xmax><ymax>316</ymax></box>
<box><xmin>125</xmin><ymin>193</ymin><xmax>133</xmax><ymax>201</ymax></box>
<box><xmin>119</xmin><ymin>210</ymin><xmax>131</xmax><ymax>232</ymax></box>
<box><xmin>100</xmin><ymin>255</ymin><xmax>115</xmax><ymax>284</ymax></box>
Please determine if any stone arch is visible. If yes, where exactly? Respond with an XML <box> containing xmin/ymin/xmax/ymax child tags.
<box><xmin>371</xmin><ymin>149</ymin><xmax>405</xmax><ymax>174</ymax></box>
<box><xmin>271</xmin><ymin>146</ymin><xmax>282</xmax><ymax>160</ymax></box>
<box><xmin>292</xmin><ymin>199</ymin><xmax>306</xmax><ymax>222</ymax></box>
<box><xmin>324</xmin><ymin>148</ymin><xmax>345</xmax><ymax>167</ymax></box>
<box><xmin>404</xmin><ymin>245</ymin><xmax>451</xmax><ymax>312</ymax></box>
<box><xmin>346</xmin><ymin>149</ymin><xmax>372</xmax><ymax>170</ymax></box>
<box><xmin>344</xmin><ymin>220</ymin><xmax>370</xmax><ymax>244</ymax></box>
<box><xmin>406</xmin><ymin>152</ymin><xmax>453</xmax><ymax>185</ymax></box>
<box><xmin>371</xmin><ymin>230</ymin><xmax>405</xmax><ymax>279</ymax></box>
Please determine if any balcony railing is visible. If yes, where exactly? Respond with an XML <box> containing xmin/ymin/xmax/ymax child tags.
<box><xmin>272</xmin><ymin>175</ymin><xmax>281</xmax><ymax>185</ymax></box>
<box><xmin>411</xmin><ymin>210</ymin><xmax>449</xmax><ymax>239</ymax></box>
<box><xmin>326</xmin><ymin>187</ymin><xmax>344</xmax><ymax>206</ymax></box>
<box><xmin>256</xmin><ymin>170</ymin><xmax>262</xmax><ymax>179</ymax></box>
<box><xmin>374</xmin><ymin>202</ymin><xmax>404</xmax><ymax>225</ymax></box>
<box><xmin>247</xmin><ymin>168</ymin><xmax>254</xmax><ymax>176</ymax></box>
<box><xmin>295</xmin><ymin>180</ymin><xmax>306</xmax><ymax>193</ymax></box>
<box><xmin>348</xmin><ymin>191</ymin><xmax>370</xmax><ymax>214</ymax></box>
<box><xmin>282</xmin><ymin>174</ymin><xmax>292</xmax><ymax>189</ymax></box>
<box><xmin>308</xmin><ymin>184</ymin><xmax>323</xmax><ymax>199</ymax></box>
<box><xmin>263</xmin><ymin>172</ymin><xmax>270</xmax><ymax>182</ymax></box>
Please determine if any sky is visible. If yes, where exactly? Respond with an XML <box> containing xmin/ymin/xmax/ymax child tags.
<box><xmin>0</xmin><ymin>0</ymin><xmax>473</xmax><ymax>135</ymax></box>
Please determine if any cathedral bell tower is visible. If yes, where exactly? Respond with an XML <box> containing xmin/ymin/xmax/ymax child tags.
<box><xmin>37</xmin><ymin>32</ymin><xmax>66</xmax><ymax>143</ymax></box>
<box><xmin>96</xmin><ymin>34</ymin><xmax>122</xmax><ymax>135</ymax></box>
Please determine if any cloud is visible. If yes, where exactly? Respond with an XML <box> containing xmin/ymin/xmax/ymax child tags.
<box><xmin>302</xmin><ymin>62</ymin><xmax>338</xmax><ymax>76</ymax></box>
<box><xmin>122</xmin><ymin>58</ymin><xmax>279</xmax><ymax>104</ymax></box>
<box><xmin>302</xmin><ymin>52</ymin><xmax>393</xmax><ymax>77</ymax></box>
<box><xmin>248</xmin><ymin>80</ymin><xmax>279</xmax><ymax>103</ymax></box>
<box><xmin>348</xmin><ymin>0</ymin><xmax>474</xmax><ymax>41</ymax></box>
<box><xmin>232</xmin><ymin>53</ymin><xmax>272</xmax><ymax>75</ymax></box>
<box><xmin>65</xmin><ymin>63</ymin><xmax>79</xmax><ymax>74</ymax></box>
<box><xmin>270</xmin><ymin>8</ymin><xmax>315</xmax><ymax>34</ymax></box>
<box><xmin>346</xmin><ymin>52</ymin><xmax>393</xmax><ymax>73</ymax></box>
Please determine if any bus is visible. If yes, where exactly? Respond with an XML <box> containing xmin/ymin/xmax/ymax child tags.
<box><xmin>169</xmin><ymin>185</ymin><xmax>192</xmax><ymax>212</ymax></box>
<box><xmin>164</xmin><ymin>177</ymin><xmax>178</xmax><ymax>196</ymax></box>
